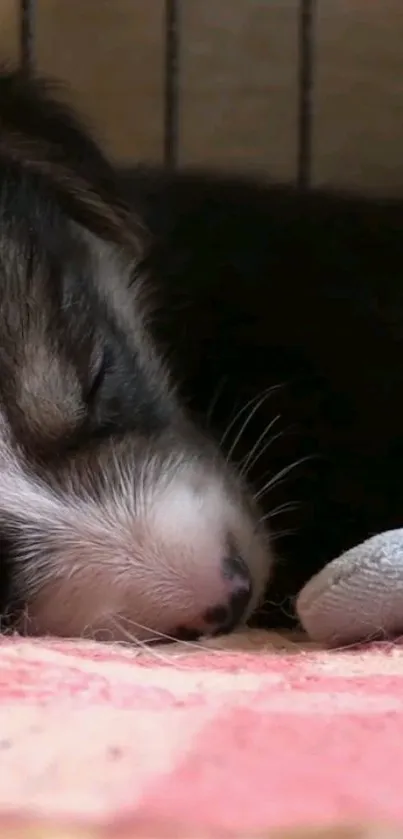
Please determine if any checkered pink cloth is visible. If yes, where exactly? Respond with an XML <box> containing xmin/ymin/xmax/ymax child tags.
<box><xmin>0</xmin><ymin>633</ymin><xmax>403</xmax><ymax>836</ymax></box>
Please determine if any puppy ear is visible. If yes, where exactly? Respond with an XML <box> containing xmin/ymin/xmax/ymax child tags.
<box><xmin>0</xmin><ymin>67</ymin><xmax>148</xmax><ymax>253</ymax></box>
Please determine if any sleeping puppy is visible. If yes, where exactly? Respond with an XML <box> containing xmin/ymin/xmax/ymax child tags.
<box><xmin>0</xmin><ymin>69</ymin><xmax>270</xmax><ymax>643</ymax></box>
<box><xmin>1</xmin><ymin>68</ymin><xmax>402</xmax><ymax>640</ymax></box>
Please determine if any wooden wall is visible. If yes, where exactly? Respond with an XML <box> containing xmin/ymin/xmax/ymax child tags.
<box><xmin>1</xmin><ymin>0</ymin><xmax>403</xmax><ymax>192</ymax></box>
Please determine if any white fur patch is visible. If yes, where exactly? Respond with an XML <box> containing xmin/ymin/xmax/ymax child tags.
<box><xmin>0</xmin><ymin>425</ymin><xmax>272</xmax><ymax>643</ymax></box>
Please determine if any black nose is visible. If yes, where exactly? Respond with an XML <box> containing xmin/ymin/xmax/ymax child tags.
<box><xmin>172</xmin><ymin>554</ymin><xmax>253</xmax><ymax>643</ymax></box>
<box><xmin>203</xmin><ymin>553</ymin><xmax>253</xmax><ymax>635</ymax></box>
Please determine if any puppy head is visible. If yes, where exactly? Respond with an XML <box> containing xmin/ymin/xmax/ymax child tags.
<box><xmin>0</xmin><ymin>70</ymin><xmax>273</xmax><ymax>643</ymax></box>
<box><xmin>0</xmin><ymin>225</ymin><xmax>271</xmax><ymax>642</ymax></box>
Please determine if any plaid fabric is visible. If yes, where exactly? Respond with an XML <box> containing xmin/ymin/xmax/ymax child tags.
<box><xmin>0</xmin><ymin>631</ymin><xmax>403</xmax><ymax>837</ymax></box>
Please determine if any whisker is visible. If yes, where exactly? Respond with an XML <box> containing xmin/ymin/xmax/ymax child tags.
<box><xmin>254</xmin><ymin>455</ymin><xmax>313</xmax><ymax>503</ymax></box>
<box><xmin>270</xmin><ymin>527</ymin><xmax>297</xmax><ymax>540</ymax></box>
<box><xmin>259</xmin><ymin>500</ymin><xmax>301</xmax><ymax>525</ymax></box>
<box><xmin>120</xmin><ymin>614</ymin><xmax>223</xmax><ymax>655</ymax></box>
<box><xmin>109</xmin><ymin>615</ymin><xmax>192</xmax><ymax>666</ymax></box>
<box><xmin>243</xmin><ymin>430</ymin><xmax>286</xmax><ymax>478</ymax></box>
<box><xmin>220</xmin><ymin>383</ymin><xmax>283</xmax><ymax>450</ymax></box>
<box><xmin>239</xmin><ymin>416</ymin><xmax>282</xmax><ymax>478</ymax></box>
<box><xmin>226</xmin><ymin>388</ymin><xmax>282</xmax><ymax>464</ymax></box>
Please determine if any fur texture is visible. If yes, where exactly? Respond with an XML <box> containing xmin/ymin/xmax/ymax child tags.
<box><xmin>1</xmin><ymin>66</ymin><xmax>402</xmax><ymax>637</ymax></box>
<box><xmin>0</xmin><ymin>69</ymin><xmax>270</xmax><ymax>642</ymax></box>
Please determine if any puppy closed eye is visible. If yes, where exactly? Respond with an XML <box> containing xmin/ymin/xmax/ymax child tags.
<box><xmin>83</xmin><ymin>342</ymin><xmax>132</xmax><ymax>435</ymax></box>
<box><xmin>83</xmin><ymin>329</ymin><xmax>174</xmax><ymax>436</ymax></box>
<box><xmin>85</xmin><ymin>346</ymin><xmax>112</xmax><ymax>406</ymax></box>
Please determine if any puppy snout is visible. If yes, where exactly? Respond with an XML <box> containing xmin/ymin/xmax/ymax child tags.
<box><xmin>10</xmin><ymin>438</ymin><xmax>271</xmax><ymax>645</ymax></box>
<box><xmin>212</xmin><ymin>552</ymin><xmax>253</xmax><ymax>630</ymax></box>
<box><xmin>174</xmin><ymin>552</ymin><xmax>253</xmax><ymax>641</ymax></box>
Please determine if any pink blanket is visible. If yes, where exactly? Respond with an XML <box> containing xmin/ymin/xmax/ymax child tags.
<box><xmin>0</xmin><ymin>630</ymin><xmax>403</xmax><ymax>837</ymax></box>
